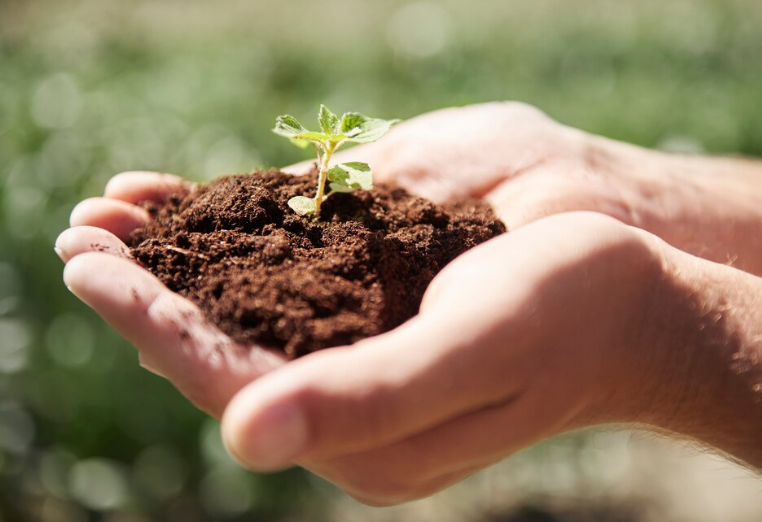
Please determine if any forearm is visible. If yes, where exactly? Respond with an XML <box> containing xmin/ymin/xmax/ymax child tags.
<box><xmin>620</xmin><ymin>240</ymin><xmax>762</xmax><ymax>468</ymax></box>
<box><xmin>657</xmin><ymin>152</ymin><xmax>762</xmax><ymax>275</ymax></box>
<box><xmin>589</xmin><ymin>135</ymin><xmax>762</xmax><ymax>275</ymax></box>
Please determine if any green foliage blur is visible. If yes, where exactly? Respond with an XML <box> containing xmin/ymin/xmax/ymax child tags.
<box><xmin>0</xmin><ymin>0</ymin><xmax>760</xmax><ymax>520</ymax></box>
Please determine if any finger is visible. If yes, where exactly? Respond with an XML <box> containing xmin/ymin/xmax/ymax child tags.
<box><xmin>305</xmin><ymin>388</ymin><xmax>574</xmax><ymax>505</ymax></box>
<box><xmin>104</xmin><ymin>171</ymin><xmax>193</xmax><ymax>204</ymax></box>
<box><xmin>486</xmin><ymin>161</ymin><xmax>635</xmax><ymax>229</ymax></box>
<box><xmin>306</xmin><ymin>460</ymin><xmax>484</xmax><ymax>507</ymax></box>
<box><xmin>69</xmin><ymin>197</ymin><xmax>149</xmax><ymax>242</ymax></box>
<box><xmin>221</xmin><ymin>308</ymin><xmax>525</xmax><ymax>471</ymax></box>
<box><xmin>64</xmin><ymin>253</ymin><xmax>287</xmax><ymax>417</ymax></box>
<box><xmin>55</xmin><ymin>226</ymin><xmax>132</xmax><ymax>263</ymax></box>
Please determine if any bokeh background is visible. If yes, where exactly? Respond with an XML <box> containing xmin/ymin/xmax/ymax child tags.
<box><xmin>2</xmin><ymin>0</ymin><xmax>762</xmax><ymax>520</ymax></box>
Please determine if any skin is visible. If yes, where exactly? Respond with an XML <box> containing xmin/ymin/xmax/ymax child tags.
<box><xmin>57</xmin><ymin>102</ymin><xmax>762</xmax><ymax>506</ymax></box>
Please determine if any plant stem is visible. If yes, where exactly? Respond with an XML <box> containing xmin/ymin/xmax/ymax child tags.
<box><xmin>313</xmin><ymin>142</ymin><xmax>336</xmax><ymax>221</ymax></box>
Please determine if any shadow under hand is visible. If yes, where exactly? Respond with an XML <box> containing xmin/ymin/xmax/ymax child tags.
<box><xmin>482</xmin><ymin>501</ymin><xmax>644</xmax><ymax>522</ymax></box>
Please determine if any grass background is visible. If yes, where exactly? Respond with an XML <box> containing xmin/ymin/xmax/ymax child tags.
<box><xmin>1</xmin><ymin>0</ymin><xmax>761</xmax><ymax>520</ymax></box>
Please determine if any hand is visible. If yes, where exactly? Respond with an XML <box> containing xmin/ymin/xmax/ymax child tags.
<box><xmin>308</xmin><ymin>102</ymin><xmax>762</xmax><ymax>275</ymax></box>
<box><xmin>55</xmin><ymin>102</ymin><xmax>590</xmax><ymax>419</ymax></box>
<box><xmin>221</xmin><ymin>212</ymin><xmax>668</xmax><ymax>505</ymax></box>
<box><xmin>56</xmin><ymin>172</ymin><xmax>289</xmax><ymax>418</ymax></box>
<box><xmin>58</xmin><ymin>102</ymin><xmax>762</xmax><ymax>504</ymax></box>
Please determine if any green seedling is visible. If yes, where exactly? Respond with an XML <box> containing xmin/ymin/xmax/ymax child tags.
<box><xmin>273</xmin><ymin>105</ymin><xmax>399</xmax><ymax>220</ymax></box>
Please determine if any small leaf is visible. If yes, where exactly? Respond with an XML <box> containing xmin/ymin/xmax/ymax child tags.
<box><xmin>274</xmin><ymin>115</ymin><xmax>329</xmax><ymax>148</ymax></box>
<box><xmin>346</xmin><ymin>118</ymin><xmax>401</xmax><ymax>144</ymax></box>
<box><xmin>273</xmin><ymin>115</ymin><xmax>307</xmax><ymax>138</ymax></box>
<box><xmin>327</xmin><ymin>166</ymin><xmax>348</xmax><ymax>184</ymax></box>
<box><xmin>328</xmin><ymin>161</ymin><xmax>373</xmax><ymax>192</ymax></box>
<box><xmin>287</xmin><ymin>196</ymin><xmax>316</xmax><ymax>216</ymax></box>
<box><xmin>318</xmin><ymin>105</ymin><xmax>341</xmax><ymax>136</ymax></box>
<box><xmin>340</xmin><ymin>112</ymin><xmax>368</xmax><ymax>134</ymax></box>
<box><xmin>329</xmin><ymin>182</ymin><xmax>354</xmax><ymax>193</ymax></box>
<box><xmin>340</xmin><ymin>161</ymin><xmax>372</xmax><ymax>174</ymax></box>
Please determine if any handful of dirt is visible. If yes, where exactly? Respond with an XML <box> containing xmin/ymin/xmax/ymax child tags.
<box><xmin>131</xmin><ymin>170</ymin><xmax>505</xmax><ymax>357</ymax></box>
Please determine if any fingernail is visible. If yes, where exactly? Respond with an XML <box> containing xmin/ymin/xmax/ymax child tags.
<box><xmin>229</xmin><ymin>403</ymin><xmax>308</xmax><ymax>469</ymax></box>
<box><xmin>54</xmin><ymin>247</ymin><xmax>64</xmax><ymax>262</ymax></box>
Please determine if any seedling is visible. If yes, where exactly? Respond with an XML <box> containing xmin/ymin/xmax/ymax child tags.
<box><xmin>273</xmin><ymin>105</ymin><xmax>399</xmax><ymax>220</ymax></box>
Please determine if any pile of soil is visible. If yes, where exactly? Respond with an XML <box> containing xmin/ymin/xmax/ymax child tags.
<box><xmin>131</xmin><ymin>169</ymin><xmax>505</xmax><ymax>357</ymax></box>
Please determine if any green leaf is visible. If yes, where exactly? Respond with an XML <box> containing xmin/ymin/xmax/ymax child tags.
<box><xmin>346</xmin><ymin>118</ymin><xmax>401</xmax><ymax>144</ymax></box>
<box><xmin>273</xmin><ymin>115</ymin><xmax>307</xmax><ymax>138</ymax></box>
<box><xmin>340</xmin><ymin>112</ymin><xmax>368</xmax><ymax>135</ymax></box>
<box><xmin>287</xmin><ymin>196</ymin><xmax>316</xmax><ymax>215</ymax></box>
<box><xmin>328</xmin><ymin>182</ymin><xmax>354</xmax><ymax>193</ymax></box>
<box><xmin>318</xmin><ymin>105</ymin><xmax>341</xmax><ymax>136</ymax></box>
<box><xmin>274</xmin><ymin>114</ymin><xmax>330</xmax><ymax>148</ymax></box>
<box><xmin>327</xmin><ymin>161</ymin><xmax>373</xmax><ymax>192</ymax></box>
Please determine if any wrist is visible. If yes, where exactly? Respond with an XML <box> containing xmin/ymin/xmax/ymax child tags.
<box><xmin>572</xmin><ymin>228</ymin><xmax>675</xmax><ymax>427</ymax></box>
<box><xmin>588</xmin><ymin>136</ymin><xmax>762</xmax><ymax>274</ymax></box>
<box><xmin>560</xmin><ymin>224</ymin><xmax>677</xmax><ymax>430</ymax></box>
<box><xmin>655</xmin><ymin>152</ymin><xmax>762</xmax><ymax>270</ymax></box>
<box><xmin>599</xmin><ymin>234</ymin><xmax>762</xmax><ymax>466</ymax></box>
<box><xmin>652</xmin><ymin>247</ymin><xmax>762</xmax><ymax>465</ymax></box>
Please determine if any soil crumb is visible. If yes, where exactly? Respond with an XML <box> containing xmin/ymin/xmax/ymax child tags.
<box><xmin>131</xmin><ymin>169</ymin><xmax>505</xmax><ymax>357</ymax></box>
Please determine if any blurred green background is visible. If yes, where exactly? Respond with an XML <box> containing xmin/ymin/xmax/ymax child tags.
<box><xmin>1</xmin><ymin>0</ymin><xmax>761</xmax><ymax>521</ymax></box>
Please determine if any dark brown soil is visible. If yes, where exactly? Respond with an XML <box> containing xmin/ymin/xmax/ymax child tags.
<box><xmin>130</xmin><ymin>169</ymin><xmax>505</xmax><ymax>357</ymax></box>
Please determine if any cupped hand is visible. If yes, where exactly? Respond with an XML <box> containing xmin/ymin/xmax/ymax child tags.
<box><xmin>56</xmin><ymin>172</ymin><xmax>289</xmax><ymax>418</ymax></box>
<box><xmin>57</xmin><ymin>103</ymin><xmax>577</xmax><ymax>420</ymax></box>
<box><xmin>54</xmin><ymin>104</ymin><xmax>673</xmax><ymax>500</ymax></box>
<box><xmin>308</xmin><ymin>102</ymin><xmax>762</xmax><ymax>274</ymax></box>
<box><xmin>221</xmin><ymin>212</ymin><xmax>666</xmax><ymax>505</ymax></box>
<box><xmin>286</xmin><ymin>101</ymin><xmax>640</xmax><ymax>229</ymax></box>
<box><xmin>57</xmin><ymin>165</ymin><xmax>659</xmax><ymax>506</ymax></box>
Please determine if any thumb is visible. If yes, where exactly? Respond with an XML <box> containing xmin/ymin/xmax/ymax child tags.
<box><xmin>221</xmin><ymin>306</ymin><xmax>516</xmax><ymax>471</ymax></box>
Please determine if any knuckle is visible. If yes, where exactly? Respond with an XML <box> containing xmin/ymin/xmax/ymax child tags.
<box><xmin>350</xmin><ymin>387</ymin><xmax>401</xmax><ymax>446</ymax></box>
<box><xmin>303</xmin><ymin>381</ymin><xmax>404</xmax><ymax>454</ymax></box>
<box><xmin>492</xmin><ymin>100</ymin><xmax>550</xmax><ymax>121</ymax></box>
